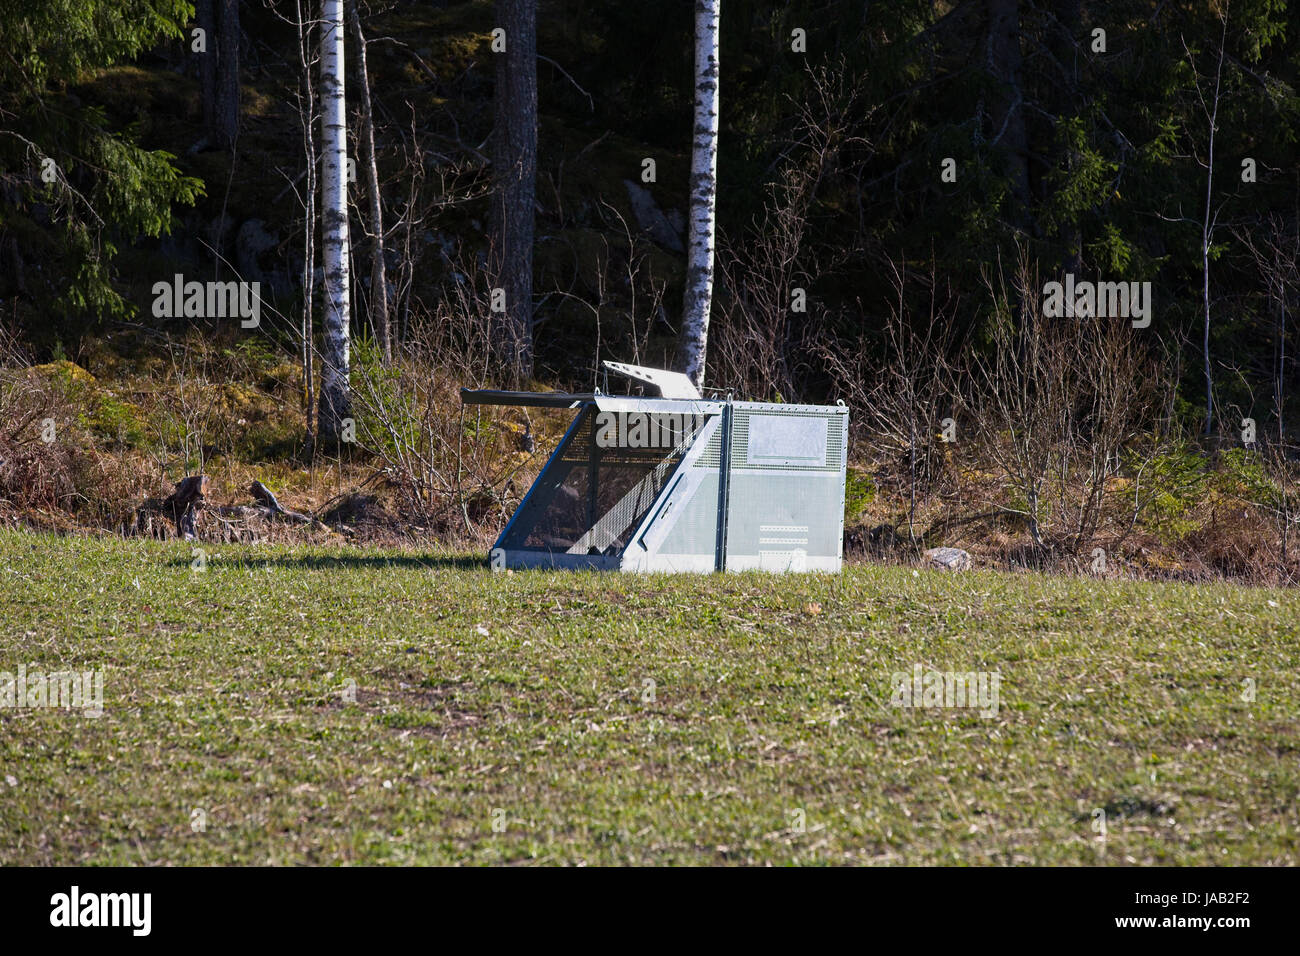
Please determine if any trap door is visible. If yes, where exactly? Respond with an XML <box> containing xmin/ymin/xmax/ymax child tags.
<box><xmin>496</xmin><ymin>405</ymin><xmax>700</xmax><ymax>561</ymax></box>
<box><xmin>720</xmin><ymin>403</ymin><xmax>850</xmax><ymax>572</ymax></box>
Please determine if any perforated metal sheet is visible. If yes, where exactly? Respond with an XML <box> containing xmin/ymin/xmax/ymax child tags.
<box><xmin>729</xmin><ymin>405</ymin><xmax>846</xmax><ymax>473</ymax></box>
<box><xmin>654</xmin><ymin>472</ymin><xmax>720</xmax><ymax>557</ymax></box>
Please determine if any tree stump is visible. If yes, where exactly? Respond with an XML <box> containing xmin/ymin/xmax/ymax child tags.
<box><xmin>167</xmin><ymin>475</ymin><xmax>209</xmax><ymax>539</ymax></box>
<box><xmin>139</xmin><ymin>475</ymin><xmax>209</xmax><ymax>540</ymax></box>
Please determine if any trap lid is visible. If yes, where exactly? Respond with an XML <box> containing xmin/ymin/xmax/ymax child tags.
<box><xmin>461</xmin><ymin>363</ymin><xmax>706</xmax><ymax>410</ymax></box>
<box><xmin>601</xmin><ymin>361</ymin><xmax>701</xmax><ymax>400</ymax></box>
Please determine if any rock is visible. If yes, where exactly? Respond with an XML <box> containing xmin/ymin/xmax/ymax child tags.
<box><xmin>29</xmin><ymin>360</ymin><xmax>95</xmax><ymax>387</ymax></box>
<box><xmin>664</xmin><ymin>208</ymin><xmax>686</xmax><ymax>237</ymax></box>
<box><xmin>622</xmin><ymin>180</ymin><xmax>685</xmax><ymax>252</ymax></box>
<box><xmin>235</xmin><ymin>219</ymin><xmax>277</xmax><ymax>282</ymax></box>
<box><xmin>923</xmin><ymin>547</ymin><xmax>971</xmax><ymax>571</ymax></box>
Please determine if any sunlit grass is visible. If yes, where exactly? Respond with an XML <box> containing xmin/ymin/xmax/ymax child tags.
<box><xmin>1</xmin><ymin>529</ymin><xmax>1295</xmax><ymax>865</ymax></box>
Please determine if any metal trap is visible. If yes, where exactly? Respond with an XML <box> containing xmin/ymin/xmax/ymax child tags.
<box><xmin>461</xmin><ymin>363</ymin><xmax>849</xmax><ymax>573</ymax></box>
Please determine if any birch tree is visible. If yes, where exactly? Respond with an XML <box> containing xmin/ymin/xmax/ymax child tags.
<box><xmin>676</xmin><ymin>0</ymin><xmax>721</xmax><ymax>390</ymax></box>
<box><xmin>318</xmin><ymin>0</ymin><xmax>352</xmax><ymax>444</ymax></box>
<box><xmin>1169</xmin><ymin>12</ymin><xmax>1228</xmax><ymax>438</ymax></box>
<box><xmin>1195</xmin><ymin>14</ymin><xmax>1228</xmax><ymax>438</ymax></box>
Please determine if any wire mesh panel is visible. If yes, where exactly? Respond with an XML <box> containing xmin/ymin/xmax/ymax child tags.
<box><xmin>500</xmin><ymin>409</ymin><xmax>694</xmax><ymax>556</ymax></box>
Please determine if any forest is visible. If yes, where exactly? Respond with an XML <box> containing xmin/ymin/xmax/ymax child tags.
<box><xmin>1</xmin><ymin>0</ymin><xmax>1298</xmax><ymax>582</ymax></box>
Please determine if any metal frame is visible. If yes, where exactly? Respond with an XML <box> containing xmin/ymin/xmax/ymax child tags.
<box><xmin>714</xmin><ymin>397</ymin><xmax>733</xmax><ymax>572</ymax></box>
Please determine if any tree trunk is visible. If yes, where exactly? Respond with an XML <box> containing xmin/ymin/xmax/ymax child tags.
<box><xmin>986</xmin><ymin>0</ymin><xmax>1031</xmax><ymax>229</ymax></box>
<box><xmin>490</xmin><ymin>0</ymin><xmax>537</xmax><ymax>382</ymax></box>
<box><xmin>348</xmin><ymin>0</ymin><xmax>390</xmax><ymax>364</ymax></box>
<box><xmin>197</xmin><ymin>0</ymin><xmax>216</xmax><ymax>137</ymax></box>
<box><xmin>1050</xmin><ymin>0</ymin><xmax>1081</xmax><ymax>274</ymax></box>
<box><xmin>1202</xmin><ymin>216</ymin><xmax>1213</xmax><ymax>436</ymax></box>
<box><xmin>1201</xmin><ymin>16</ymin><xmax>1226</xmax><ymax>437</ymax></box>
<box><xmin>676</xmin><ymin>0</ymin><xmax>721</xmax><ymax>390</ymax></box>
<box><xmin>1277</xmin><ymin>275</ymin><xmax>1286</xmax><ymax>442</ymax></box>
<box><xmin>318</xmin><ymin>0</ymin><xmax>352</xmax><ymax>445</ymax></box>
<box><xmin>213</xmin><ymin>0</ymin><xmax>240</xmax><ymax>150</ymax></box>
<box><xmin>137</xmin><ymin>475</ymin><xmax>210</xmax><ymax>540</ymax></box>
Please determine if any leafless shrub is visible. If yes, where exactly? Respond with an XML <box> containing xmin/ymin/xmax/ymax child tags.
<box><xmin>0</xmin><ymin>333</ymin><xmax>90</xmax><ymax>515</ymax></box>
<box><xmin>1210</xmin><ymin>387</ymin><xmax>1300</xmax><ymax>584</ymax></box>
<box><xmin>813</xmin><ymin>254</ymin><xmax>966</xmax><ymax>549</ymax></box>
<box><xmin>1232</xmin><ymin>212</ymin><xmax>1297</xmax><ymax>444</ymax></box>
<box><xmin>144</xmin><ymin>344</ymin><xmax>225</xmax><ymax>483</ymax></box>
<box><xmin>710</xmin><ymin>62</ymin><xmax>870</xmax><ymax>400</ymax></box>
<box><xmin>966</xmin><ymin>252</ymin><xmax>1172</xmax><ymax>560</ymax></box>
<box><xmin>590</xmin><ymin>200</ymin><xmax>669</xmax><ymax>377</ymax></box>
<box><xmin>538</xmin><ymin>199</ymin><xmax>671</xmax><ymax>386</ymax></box>
<box><xmin>347</xmin><ymin>245</ymin><xmax>536</xmax><ymax>537</ymax></box>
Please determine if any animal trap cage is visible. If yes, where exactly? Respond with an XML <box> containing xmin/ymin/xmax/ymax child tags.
<box><xmin>461</xmin><ymin>363</ymin><xmax>849</xmax><ymax>573</ymax></box>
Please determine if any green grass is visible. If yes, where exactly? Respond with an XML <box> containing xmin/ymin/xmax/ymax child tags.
<box><xmin>0</xmin><ymin>529</ymin><xmax>1296</xmax><ymax>865</ymax></box>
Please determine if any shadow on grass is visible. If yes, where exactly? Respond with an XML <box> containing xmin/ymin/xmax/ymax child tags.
<box><xmin>165</xmin><ymin>554</ymin><xmax>487</xmax><ymax>572</ymax></box>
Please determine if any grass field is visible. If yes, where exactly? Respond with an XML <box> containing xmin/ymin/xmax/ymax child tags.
<box><xmin>0</xmin><ymin>529</ymin><xmax>1296</xmax><ymax>865</ymax></box>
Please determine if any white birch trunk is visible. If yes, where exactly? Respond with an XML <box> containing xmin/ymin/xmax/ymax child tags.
<box><xmin>318</xmin><ymin>0</ymin><xmax>352</xmax><ymax>444</ymax></box>
<box><xmin>676</xmin><ymin>0</ymin><xmax>721</xmax><ymax>390</ymax></box>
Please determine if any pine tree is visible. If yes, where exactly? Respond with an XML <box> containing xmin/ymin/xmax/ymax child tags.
<box><xmin>0</xmin><ymin>0</ymin><xmax>203</xmax><ymax>326</ymax></box>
